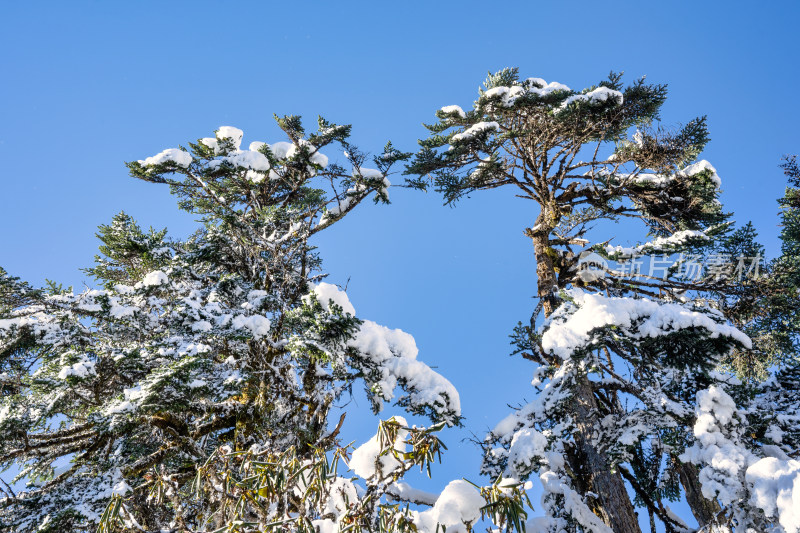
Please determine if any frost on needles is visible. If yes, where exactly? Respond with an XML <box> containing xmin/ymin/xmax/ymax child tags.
<box><xmin>0</xmin><ymin>118</ymin><xmax>494</xmax><ymax>533</ymax></box>
<box><xmin>407</xmin><ymin>68</ymin><xmax>800</xmax><ymax>532</ymax></box>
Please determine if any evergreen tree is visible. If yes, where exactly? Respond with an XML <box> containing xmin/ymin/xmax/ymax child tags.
<box><xmin>406</xmin><ymin>69</ymin><xmax>768</xmax><ymax>532</ymax></box>
<box><xmin>686</xmin><ymin>156</ymin><xmax>800</xmax><ymax>532</ymax></box>
<box><xmin>0</xmin><ymin>120</ymin><xmax>484</xmax><ymax>532</ymax></box>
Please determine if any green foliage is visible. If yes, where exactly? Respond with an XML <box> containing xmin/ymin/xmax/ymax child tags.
<box><xmin>725</xmin><ymin>159</ymin><xmax>800</xmax><ymax>381</ymax></box>
<box><xmin>84</xmin><ymin>212</ymin><xmax>170</xmax><ymax>289</ymax></box>
<box><xmin>409</xmin><ymin>68</ymin><xmax>775</xmax><ymax>532</ymax></box>
<box><xmin>478</xmin><ymin>478</ymin><xmax>532</xmax><ymax>533</ymax></box>
<box><xmin>482</xmin><ymin>67</ymin><xmax>520</xmax><ymax>90</ymax></box>
<box><xmin>95</xmin><ymin>419</ymin><xmax>452</xmax><ymax>533</ymax></box>
<box><xmin>405</xmin><ymin>68</ymin><xmax>717</xmax><ymax>240</ymax></box>
<box><xmin>0</xmin><ymin>116</ymin><xmax>443</xmax><ymax>533</ymax></box>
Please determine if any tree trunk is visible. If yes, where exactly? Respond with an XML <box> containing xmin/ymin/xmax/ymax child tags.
<box><xmin>676</xmin><ymin>460</ymin><xmax>721</xmax><ymax>527</ymax></box>
<box><xmin>532</xmin><ymin>226</ymin><xmax>559</xmax><ymax>316</ymax></box>
<box><xmin>573</xmin><ymin>379</ymin><xmax>642</xmax><ymax>533</ymax></box>
<box><xmin>532</xmin><ymin>229</ymin><xmax>641</xmax><ymax>533</ymax></box>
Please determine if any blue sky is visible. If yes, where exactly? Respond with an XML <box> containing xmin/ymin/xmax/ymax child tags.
<box><xmin>2</xmin><ymin>0</ymin><xmax>800</xmax><ymax>527</ymax></box>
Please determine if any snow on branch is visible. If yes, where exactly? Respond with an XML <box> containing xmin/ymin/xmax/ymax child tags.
<box><xmin>306</xmin><ymin>283</ymin><xmax>461</xmax><ymax>424</ymax></box>
<box><xmin>541</xmin><ymin>289</ymin><xmax>751</xmax><ymax>361</ymax></box>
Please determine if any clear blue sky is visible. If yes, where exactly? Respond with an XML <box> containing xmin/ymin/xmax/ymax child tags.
<box><xmin>2</xmin><ymin>1</ymin><xmax>799</xmax><ymax>526</ymax></box>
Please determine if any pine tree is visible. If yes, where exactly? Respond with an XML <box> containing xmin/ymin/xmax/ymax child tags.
<box><xmin>685</xmin><ymin>155</ymin><xmax>800</xmax><ymax>532</ymax></box>
<box><xmin>0</xmin><ymin>120</ymin><xmax>478</xmax><ymax>532</ymax></box>
<box><xmin>406</xmin><ymin>69</ymin><xmax>759</xmax><ymax>532</ymax></box>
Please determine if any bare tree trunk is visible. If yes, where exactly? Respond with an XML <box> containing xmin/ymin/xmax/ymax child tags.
<box><xmin>532</xmin><ymin>230</ymin><xmax>641</xmax><ymax>533</ymax></box>
<box><xmin>676</xmin><ymin>460</ymin><xmax>721</xmax><ymax>527</ymax></box>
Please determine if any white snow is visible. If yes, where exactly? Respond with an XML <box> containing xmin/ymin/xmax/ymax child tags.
<box><xmin>681</xmin><ymin>386</ymin><xmax>752</xmax><ymax>506</ymax></box>
<box><xmin>245</xmin><ymin>290</ymin><xmax>268</xmax><ymax>309</ymax></box>
<box><xmin>746</xmin><ymin>457</ymin><xmax>800</xmax><ymax>533</ymax></box>
<box><xmin>139</xmin><ymin>270</ymin><xmax>168</xmax><ymax>287</ymax></box>
<box><xmin>413</xmin><ymin>480</ymin><xmax>486</xmax><ymax>533</ymax></box>
<box><xmin>507</xmin><ymin>428</ymin><xmax>549</xmax><ymax>477</ymax></box>
<box><xmin>557</xmin><ymin>86</ymin><xmax>624</xmax><ymax>112</ymax></box>
<box><xmin>322</xmin><ymin>477</ymin><xmax>358</xmax><ymax>519</ymax></box>
<box><xmin>286</xmin><ymin>139</ymin><xmax>329</xmax><ymax>167</ymax></box>
<box><xmin>224</xmin><ymin>150</ymin><xmax>271</xmax><ymax>172</ymax></box>
<box><xmin>542</xmin><ymin>290</ymin><xmax>751</xmax><ymax>360</ymax></box>
<box><xmin>350</xmin><ymin>416</ymin><xmax>408</xmax><ymax>480</ymax></box>
<box><xmin>231</xmin><ymin>314</ymin><xmax>271</xmax><ymax>338</ymax></box>
<box><xmin>351</xmin><ymin>320</ymin><xmax>461</xmax><ymax>419</ymax></box>
<box><xmin>109</xmin><ymin>300</ymin><xmax>137</xmax><ymax>318</ymax></box>
<box><xmin>58</xmin><ymin>358</ymin><xmax>96</xmax><ymax>380</ymax></box>
<box><xmin>762</xmin><ymin>444</ymin><xmax>790</xmax><ymax>461</ymax></box>
<box><xmin>353</xmin><ymin>320</ymin><xmax>416</xmax><ymax>368</ymax></box>
<box><xmin>538</xmin><ymin>471</ymin><xmax>614</xmax><ymax>533</ymax></box>
<box><xmin>355</xmin><ymin>167</ymin><xmax>389</xmax><ymax>185</ymax></box>
<box><xmin>526</xmin><ymin>79</ymin><xmax>571</xmax><ymax>96</ymax></box>
<box><xmin>621</xmin><ymin>159</ymin><xmax>721</xmax><ymax>189</ymax></box>
<box><xmin>197</xmin><ymin>130</ymin><xmax>333</xmax><ymax>184</ymax></box>
<box><xmin>216</xmin><ymin>126</ymin><xmax>244</xmax><ymax>150</ymax></box>
<box><xmin>321</xmin><ymin>168</ymin><xmax>390</xmax><ymax>224</ymax></box>
<box><xmin>248</xmin><ymin>141</ymin><xmax>266</xmax><ymax>152</ymax></box>
<box><xmin>113</xmin><ymin>284</ymin><xmax>134</xmax><ymax>295</ymax></box>
<box><xmin>200</xmin><ymin>137</ymin><xmax>220</xmax><ymax>153</ymax></box>
<box><xmin>138</xmin><ymin>148</ymin><xmax>192</xmax><ymax>168</ymax></box>
<box><xmin>483</xmin><ymin>86</ymin><xmax>526</xmax><ymax>107</ymax></box>
<box><xmin>679</xmin><ymin>160</ymin><xmax>721</xmax><ymax>187</ymax></box>
<box><xmin>104</xmin><ymin>385</ymin><xmax>143</xmax><ymax>416</ymax></box>
<box><xmin>302</xmin><ymin>283</ymin><xmax>459</xmax><ymax>421</ymax></box>
<box><xmin>683</xmin><ymin>386</ymin><xmax>800</xmax><ymax>532</ymax></box>
<box><xmin>387</xmin><ymin>482</ymin><xmax>439</xmax><ymax>506</ymax></box>
<box><xmin>111</xmin><ymin>480</ymin><xmax>132</xmax><ymax>497</ymax></box>
<box><xmin>191</xmin><ymin>320</ymin><xmax>213</xmax><ymax>332</ymax></box>
<box><xmin>321</xmin><ymin>185</ymin><xmax>364</xmax><ymax>221</ymax></box>
<box><xmin>310</xmin><ymin>150</ymin><xmax>329</xmax><ymax>168</ymax></box>
<box><xmin>440</xmin><ymin>105</ymin><xmax>466</xmax><ymax>118</ymax></box>
<box><xmin>306</xmin><ymin>282</ymin><xmax>356</xmax><ymax>316</ymax></box>
<box><xmin>765</xmin><ymin>425</ymin><xmax>785</xmax><ymax>444</ymax></box>
<box><xmin>200</xmin><ymin>126</ymin><xmax>243</xmax><ymax>154</ymax></box>
<box><xmin>451</xmin><ymin>121</ymin><xmax>500</xmax><ymax>142</ymax></box>
<box><xmin>480</xmin><ymin>79</ymin><xmax>571</xmax><ymax>108</ymax></box>
<box><xmin>270</xmin><ymin>141</ymin><xmax>293</xmax><ymax>159</ymax></box>
<box><xmin>626</xmin><ymin>171</ymin><xmax>673</xmax><ymax>187</ymax></box>
<box><xmin>604</xmin><ymin>229</ymin><xmax>710</xmax><ymax>257</ymax></box>
<box><xmin>633</xmin><ymin>129</ymin><xmax>645</xmax><ymax>148</ymax></box>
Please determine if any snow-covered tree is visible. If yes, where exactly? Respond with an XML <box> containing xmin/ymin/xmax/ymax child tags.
<box><xmin>0</xmin><ymin>119</ymin><xmax>485</xmax><ymax>532</ymax></box>
<box><xmin>405</xmin><ymin>69</ymin><xmax>800</xmax><ymax>532</ymax></box>
<box><xmin>683</xmin><ymin>156</ymin><xmax>800</xmax><ymax>533</ymax></box>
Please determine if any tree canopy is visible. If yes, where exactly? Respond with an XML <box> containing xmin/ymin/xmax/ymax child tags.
<box><xmin>2</xmin><ymin>69</ymin><xmax>800</xmax><ymax>533</ymax></box>
<box><xmin>406</xmin><ymin>69</ymin><xmax>800</xmax><ymax>533</ymax></box>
